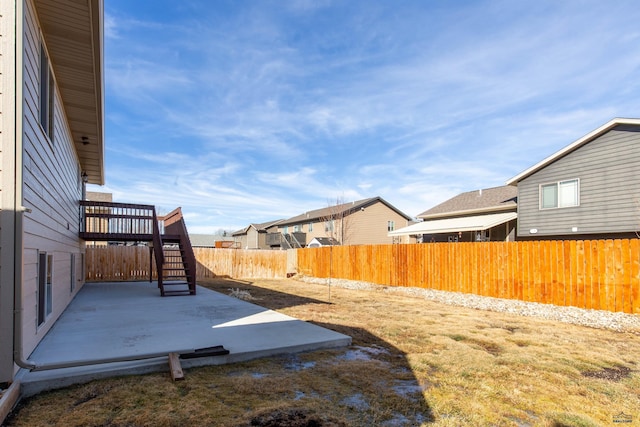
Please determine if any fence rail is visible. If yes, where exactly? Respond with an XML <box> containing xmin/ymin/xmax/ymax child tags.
<box><xmin>85</xmin><ymin>240</ymin><xmax>640</xmax><ymax>314</ymax></box>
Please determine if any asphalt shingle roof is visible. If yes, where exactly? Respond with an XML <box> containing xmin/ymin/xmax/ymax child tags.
<box><xmin>418</xmin><ymin>185</ymin><xmax>517</xmax><ymax>219</ymax></box>
<box><xmin>278</xmin><ymin>196</ymin><xmax>412</xmax><ymax>226</ymax></box>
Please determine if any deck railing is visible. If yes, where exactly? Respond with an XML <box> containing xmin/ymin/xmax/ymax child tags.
<box><xmin>79</xmin><ymin>200</ymin><xmax>157</xmax><ymax>240</ymax></box>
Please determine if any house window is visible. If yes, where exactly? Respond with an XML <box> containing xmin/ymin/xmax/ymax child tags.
<box><xmin>308</xmin><ymin>222</ymin><xmax>313</xmax><ymax>232</ymax></box>
<box><xmin>387</xmin><ymin>221</ymin><xmax>395</xmax><ymax>232</ymax></box>
<box><xmin>293</xmin><ymin>224</ymin><xmax>301</xmax><ymax>232</ymax></box>
<box><xmin>283</xmin><ymin>226</ymin><xmax>288</xmax><ymax>234</ymax></box>
<box><xmin>70</xmin><ymin>254</ymin><xmax>76</xmax><ymax>293</ymax></box>
<box><xmin>325</xmin><ymin>220</ymin><xmax>334</xmax><ymax>232</ymax></box>
<box><xmin>540</xmin><ymin>179</ymin><xmax>579</xmax><ymax>209</ymax></box>
<box><xmin>39</xmin><ymin>43</ymin><xmax>55</xmax><ymax>143</ymax></box>
<box><xmin>37</xmin><ymin>252</ymin><xmax>53</xmax><ymax>326</ymax></box>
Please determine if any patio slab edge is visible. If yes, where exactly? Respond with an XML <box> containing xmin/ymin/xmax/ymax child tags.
<box><xmin>17</xmin><ymin>335</ymin><xmax>351</xmax><ymax>398</ymax></box>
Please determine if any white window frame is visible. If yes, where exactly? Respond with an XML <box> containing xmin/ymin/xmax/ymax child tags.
<box><xmin>308</xmin><ymin>222</ymin><xmax>313</xmax><ymax>232</ymax></box>
<box><xmin>539</xmin><ymin>179</ymin><xmax>580</xmax><ymax>210</ymax></box>
<box><xmin>70</xmin><ymin>253</ymin><xmax>76</xmax><ymax>293</ymax></box>
<box><xmin>387</xmin><ymin>220</ymin><xmax>395</xmax><ymax>232</ymax></box>
<box><xmin>37</xmin><ymin>252</ymin><xmax>53</xmax><ymax>327</ymax></box>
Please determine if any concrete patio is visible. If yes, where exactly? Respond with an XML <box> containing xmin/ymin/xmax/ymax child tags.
<box><xmin>17</xmin><ymin>281</ymin><xmax>351</xmax><ymax>397</ymax></box>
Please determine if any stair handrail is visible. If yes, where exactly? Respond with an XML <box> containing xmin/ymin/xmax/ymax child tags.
<box><xmin>162</xmin><ymin>207</ymin><xmax>197</xmax><ymax>293</ymax></box>
<box><xmin>151</xmin><ymin>207</ymin><xmax>165</xmax><ymax>286</ymax></box>
<box><xmin>290</xmin><ymin>233</ymin><xmax>303</xmax><ymax>248</ymax></box>
<box><xmin>280</xmin><ymin>233</ymin><xmax>293</xmax><ymax>249</ymax></box>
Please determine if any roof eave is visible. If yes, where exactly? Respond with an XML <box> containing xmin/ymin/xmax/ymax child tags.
<box><xmin>506</xmin><ymin>117</ymin><xmax>640</xmax><ymax>185</ymax></box>
<box><xmin>418</xmin><ymin>203</ymin><xmax>516</xmax><ymax>220</ymax></box>
<box><xmin>36</xmin><ymin>0</ymin><xmax>105</xmax><ymax>185</ymax></box>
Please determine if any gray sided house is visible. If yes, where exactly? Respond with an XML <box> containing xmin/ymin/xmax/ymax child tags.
<box><xmin>232</xmin><ymin>219</ymin><xmax>283</xmax><ymax>250</ymax></box>
<box><xmin>507</xmin><ymin>118</ymin><xmax>640</xmax><ymax>240</ymax></box>
<box><xmin>0</xmin><ymin>0</ymin><xmax>104</xmax><ymax>384</ymax></box>
<box><xmin>269</xmin><ymin>197</ymin><xmax>414</xmax><ymax>248</ymax></box>
<box><xmin>389</xmin><ymin>186</ymin><xmax>517</xmax><ymax>242</ymax></box>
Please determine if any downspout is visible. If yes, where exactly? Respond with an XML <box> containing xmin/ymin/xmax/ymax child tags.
<box><xmin>12</xmin><ymin>0</ymin><xmax>36</xmax><ymax>371</ymax></box>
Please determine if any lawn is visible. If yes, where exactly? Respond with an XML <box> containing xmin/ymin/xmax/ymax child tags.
<box><xmin>6</xmin><ymin>277</ymin><xmax>640</xmax><ymax>426</ymax></box>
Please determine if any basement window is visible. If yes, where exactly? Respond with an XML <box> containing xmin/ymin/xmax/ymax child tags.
<box><xmin>37</xmin><ymin>252</ymin><xmax>53</xmax><ymax>326</ymax></box>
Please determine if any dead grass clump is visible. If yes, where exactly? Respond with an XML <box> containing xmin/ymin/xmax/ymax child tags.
<box><xmin>229</xmin><ymin>287</ymin><xmax>256</xmax><ymax>301</ymax></box>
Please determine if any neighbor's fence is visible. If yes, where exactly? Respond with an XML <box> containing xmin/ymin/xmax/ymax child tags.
<box><xmin>193</xmin><ymin>247</ymin><xmax>287</xmax><ymax>279</ymax></box>
<box><xmin>297</xmin><ymin>240</ymin><xmax>640</xmax><ymax>314</ymax></box>
<box><xmin>85</xmin><ymin>246</ymin><xmax>288</xmax><ymax>282</ymax></box>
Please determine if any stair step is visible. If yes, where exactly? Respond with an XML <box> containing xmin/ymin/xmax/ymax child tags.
<box><xmin>162</xmin><ymin>290</ymin><xmax>193</xmax><ymax>296</ymax></box>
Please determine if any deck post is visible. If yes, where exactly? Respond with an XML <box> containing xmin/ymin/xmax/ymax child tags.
<box><xmin>149</xmin><ymin>246</ymin><xmax>153</xmax><ymax>283</ymax></box>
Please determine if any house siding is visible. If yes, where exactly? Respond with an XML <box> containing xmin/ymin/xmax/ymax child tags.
<box><xmin>20</xmin><ymin>0</ymin><xmax>85</xmax><ymax>356</ymax></box>
<box><xmin>517</xmin><ymin>125</ymin><xmax>640</xmax><ymax>237</ymax></box>
<box><xmin>347</xmin><ymin>201</ymin><xmax>410</xmax><ymax>245</ymax></box>
<box><xmin>0</xmin><ymin>0</ymin><xmax>18</xmax><ymax>382</ymax></box>
<box><xmin>282</xmin><ymin>201</ymin><xmax>411</xmax><ymax>246</ymax></box>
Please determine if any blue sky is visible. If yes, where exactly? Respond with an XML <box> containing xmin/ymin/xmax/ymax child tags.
<box><xmin>94</xmin><ymin>0</ymin><xmax>640</xmax><ymax>233</ymax></box>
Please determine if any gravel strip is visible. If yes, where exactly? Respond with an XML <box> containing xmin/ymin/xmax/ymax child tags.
<box><xmin>296</xmin><ymin>276</ymin><xmax>640</xmax><ymax>332</ymax></box>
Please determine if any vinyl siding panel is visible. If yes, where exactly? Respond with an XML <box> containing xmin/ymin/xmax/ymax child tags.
<box><xmin>20</xmin><ymin>0</ymin><xmax>84</xmax><ymax>356</ymax></box>
<box><xmin>517</xmin><ymin>126</ymin><xmax>640</xmax><ymax>237</ymax></box>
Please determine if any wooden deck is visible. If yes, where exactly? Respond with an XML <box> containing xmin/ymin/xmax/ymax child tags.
<box><xmin>79</xmin><ymin>201</ymin><xmax>197</xmax><ymax>296</ymax></box>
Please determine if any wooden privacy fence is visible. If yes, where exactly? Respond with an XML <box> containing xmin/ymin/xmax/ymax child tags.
<box><xmin>85</xmin><ymin>246</ymin><xmax>152</xmax><ymax>281</ymax></box>
<box><xmin>85</xmin><ymin>240</ymin><xmax>640</xmax><ymax>314</ymax></box>
<box><xmin>85</xmin><ymin>246</ymin><xmax>288</xmax><ymax>282</ymax></box>
<box><xmin>296</xmin><ymin>240</ymin><xmax>640</xmax><ymax>314</ymax></box>
<box><xmin>193</xmin><ymin>248</ymin><xmax>287</xmax><ymax>279</ymax></box>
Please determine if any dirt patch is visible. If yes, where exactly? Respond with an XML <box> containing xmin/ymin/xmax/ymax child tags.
<box><xmin>241</xmin><ymin>408</ymin><xmax>347</xmax><ymax>427</ymax></box>
<box><xmin>581</xmin><ymin>366</ymin><xmax>633</xmax><ymax>381</ymax></box>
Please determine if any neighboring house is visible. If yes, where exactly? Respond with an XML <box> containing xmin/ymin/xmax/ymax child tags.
<box><xmin>389</xmin><ymin>186</ymin><xmax>517</xmax><ymax>242</ymax></box>
<box><xmin>189</xmin><ymin>234</ymin><xmax>221</xmax><ymax>248</ymax></box>
<box><xmin>268</xmin><ymin>197</ymin><xmax>414</xmax><ymax>248</ymax></box>
<box><xmin>84</xmin><ymin>192</ymin><xmax>112</xmax><ymax>247</ymax></box>
<box><xmin>506</xmin><ymin>117</ymin><xmax>640</xmax><ymax>240</ymax></box>
<box><xmin>0</xmin><ymin>0</ymin><xmax>104</xmax><ymax>384</ymax></box>
<box><xmin>232</xmin><ymin>219</ymin><xmax>283</xmax><ymax>249</ymax></box>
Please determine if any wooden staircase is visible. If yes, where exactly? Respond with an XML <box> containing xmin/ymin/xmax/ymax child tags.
<box><xmin>80</xmin><ymin>201</ymin><xmax>197</xmax><ymax>297</ymax></box>
<box><xmin>155</xmin><ymin>208</ymin><xmax>197</xmax><ymax>296</ymax></box>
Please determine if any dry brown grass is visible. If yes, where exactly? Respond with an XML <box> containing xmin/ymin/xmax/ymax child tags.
<box><xmin>6</xmin><ymin>277</ymin><xmax>640</xmax><ymax>426</ymax></box>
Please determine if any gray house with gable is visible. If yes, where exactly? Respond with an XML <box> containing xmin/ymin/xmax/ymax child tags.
<box><xmin>507</xmin><ymin>118</ymin><xmax>640</xmax><ymax>240</ymax></box>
